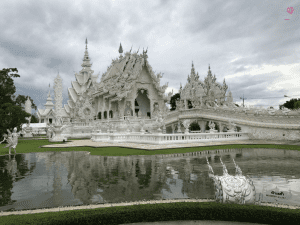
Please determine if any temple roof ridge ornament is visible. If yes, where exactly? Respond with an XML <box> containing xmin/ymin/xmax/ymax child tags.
<box><xmin>81</xmin><ymin>38</ymin><xmax>92</xmax><ymax>69</ymax></box>
<box><xmin>119</xmin><ymin>43</ymin><xmax>123</xmax><ymax>58</ymax></box>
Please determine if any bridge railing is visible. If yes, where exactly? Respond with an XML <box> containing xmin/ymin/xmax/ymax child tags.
<box><xmin>91</xmin><ymin>132</ymin><xmax>249</xmax><ymax>145</ymax></box>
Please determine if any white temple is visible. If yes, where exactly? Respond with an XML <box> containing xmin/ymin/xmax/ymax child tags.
<box><xmin>38</xmin><ymin>39</ymin><xmax>172</xmax><ymax>124</ymax></box>
<box><xmin>34</xmin><ymin>39</ymin><xmax>300</xmax><ymax>142</ymax></box>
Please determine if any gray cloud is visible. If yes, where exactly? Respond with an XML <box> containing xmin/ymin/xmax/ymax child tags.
<box><xmin>0</xmin><ymin>0</ymin><xmax>299</xmax><ymax>114</ymax></box>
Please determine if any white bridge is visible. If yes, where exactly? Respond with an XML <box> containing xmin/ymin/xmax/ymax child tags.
<box><xmin>90</xmin><ymin>132</ymin><xmax>249</xmax><ymax>145</ymax></box>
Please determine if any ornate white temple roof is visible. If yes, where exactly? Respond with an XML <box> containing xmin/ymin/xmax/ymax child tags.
<box><xmin>64</xmin><ymin>104</ymin><xmax>70</xmax><ymax>114</ymax></box>
<box><xmin>67</xmin><ymin>38</ymin><xmax>99</xmax><ymax>110</ymax></box>
<box><xmin>94</xmin><ymin>45</ymin><xmax>168</xmax><ymax>101</ymax></box>
<box><xmin>42</xmin><ymin>85</ymin><xmax>54</xmax><ymax>110</ymax></box>
<box><xmin>68</xmin><ymin>87</ymin><xmax>78</xmax><ymax>104</ymax></box>
<box><xmin>37</xmin><ymin>108</ymin><xmax>53</xmax><ymax>117</ymax></box>
<box><xmin>180</xmin><ymin>63</ymin><xmax>228</xmax><ymax>100</ymax></box>
<box><xmin>71</xmin><ymin>81</ymin><xmax>81</xmax><ymax>95</ymax></box>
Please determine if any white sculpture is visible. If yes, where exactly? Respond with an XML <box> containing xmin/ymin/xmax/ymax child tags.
<box><xmin>1</xmin><ymin>128</ymin><xmax>20</xmax><ymax>154</ymax></box>
<box><xmin>206</xmin><ymin>156</ymin><xmax>258</xmax><ymax>205</ymax></box>
<box><xmin>281</xmin><ymin>107</ymin><xmax>291</xmax><ymax>116</ymax></box>
<box><xmin>266</xmin><ymin>106</ymin><xmax>276</xmax><ymax>115</ymax></box>
<box><xmin>208</xmin><ymin>121</ymin><xmax>216</xmax><ymax>132</ymax></box>
<box><xmin>227</xmin><ymin>119</ymin><xmax>237</xmax><ymax>132</ymax></box>
<box><xmin>182</xmin><ymin>119</ymin><xmax>191</xmax><ymax>134</ymax></box>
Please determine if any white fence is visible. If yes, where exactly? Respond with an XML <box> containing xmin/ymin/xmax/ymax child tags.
<box><xmin>91</xmin><ymin>132</ymin><xmax>249</xmax><ymax>145</ymax></box>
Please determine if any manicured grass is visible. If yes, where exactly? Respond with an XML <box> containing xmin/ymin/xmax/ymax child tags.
<box><xmin>1</xmin><ymin>138</ymin><xmax>300</xmax><ymax>156</ymax></box>
<box><xmin>0</xmin><ymin>201</ymin><xmax>299</xmax><ymax>225</ymax></box>
<box><xmin>1</xmin><ymin>138</ymin><xmax>300</xmax><ymax>224</ymax></box>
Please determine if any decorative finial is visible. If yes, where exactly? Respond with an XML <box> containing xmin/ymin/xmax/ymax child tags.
<box><xmin>137</xmin><ymin>46</ymin><xmax>140</xmax><ymax>53</ymax></box>
<box><xmin>130</xmin><ymin>45</ymin><xmax>132</xmax><ymax>53</ymax></box>
<box><xmin>209</xmin><ymin>64</ymin><xmax>210</xmax><ymax>70</ymax></box>
<box><xmin>192</xmin><ymin>61</ymin><xmax>194</xmax><ymax>67</ymax></box>
<box><xmin>119</xmin><ymin>43</ymin><xmax>123</xmax><ymax>54</ymax></box>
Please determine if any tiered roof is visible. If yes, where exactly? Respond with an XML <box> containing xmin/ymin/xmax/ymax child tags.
<box><xmin>180</xmin><ymin>63</ymin><xmax>228</xmax><ymax>100</ymax></box>
<box><xmin>93</xmin><ymin>45</ymin><xmax>168</xmax><ymax>102</ymax></box>
<box><xmin>67</xmin><ymin>38</ymin><xmax>99</xmax><ymax>110</ymax></box>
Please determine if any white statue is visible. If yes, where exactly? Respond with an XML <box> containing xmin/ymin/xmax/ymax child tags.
<box><xmin>266</xmin><ymin>106</ymin><xmax>276</xmax><ymax>115</ymax></box>
<box><xmin>281</xmin><ymin>106</ymin><xmax>291</xmax><ymax>116</ymax></box>
<box><xmin>208</xmin><ymin>121</ymin><xmax>215</xmax><ymax>130</ymax></box>
<box><xmin>1</xmin><ymin>128</ymin><xmax>20</xmax><ymax>154</ymax></box>
<box><xmin>152</xmin><ymin>103</ymin><xmax>161</xmax><ymax>118</ymax></box>
<box><xmin>206</xmin><ymin>156</ymin><xmax>258</xmax><ymax>205</ymax></box>
<box><xmin>182</xmin><ymin>119</ymin><xmax>191</xmax><ymax>134</ymax></box>
<box><xmin>25</xmin><ymin>116</ymin><xmax>32</xmax><ymax>127</ymax></box>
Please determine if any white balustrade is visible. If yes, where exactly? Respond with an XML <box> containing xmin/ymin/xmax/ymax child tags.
<box><xmin>91</xmin><ymin>132</ymin><xmax>249</xmax><ymax>145</ymax></box>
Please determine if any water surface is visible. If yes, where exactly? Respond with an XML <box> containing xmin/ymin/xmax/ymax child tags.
<box><xmin>0</xmin><ymin>148</ymin><xmax>299</xmax><ymax>212</ymax></box>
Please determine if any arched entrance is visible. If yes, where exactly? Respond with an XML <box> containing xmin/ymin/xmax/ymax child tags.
<box><xmin>135</xmin><ymin>89</ymin><xmax>150</xmax><ymax>118</ymax></box>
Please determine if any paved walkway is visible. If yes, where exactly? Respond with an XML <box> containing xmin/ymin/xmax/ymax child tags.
<box><xmin>40</xmin><ymin>139</ymin><xmax>300</xmax><ymax>150</ymax></box>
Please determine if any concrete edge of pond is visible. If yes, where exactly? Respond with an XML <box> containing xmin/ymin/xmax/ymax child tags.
<box><xmin>1</xmin><ymin>199</ymin><xmax>300</xmax><ymax>217</ymax></box>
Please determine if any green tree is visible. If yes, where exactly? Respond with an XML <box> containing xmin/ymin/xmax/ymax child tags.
<box><xmin>31</xmin><ymin>112</ymin><xmax>39</xmax><ymax>123</ymax></box>
<box><xmin>0</xmin><ymin>68</ymin><xmax>33</xmax><ymax>139</ymax></box>
<box><xmin>294</xmin><ymin>101</ymin><xmax>300</xmax><ymax>110</ymax></box>
<box><xmin>169</xmin><ymin>93</ymin><xmax>180</xmax><ymax>111</ymax></box>
<box><xmin>279</xmin><ymin>98</ymin><xmax>300</xmax><ymax>110</ymax></box>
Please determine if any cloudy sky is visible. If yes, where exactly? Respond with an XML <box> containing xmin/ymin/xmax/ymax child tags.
<box><xmin>1</xmin><ymin>0</ymin><xmax>299</xmax><ymax>115</ymax></box>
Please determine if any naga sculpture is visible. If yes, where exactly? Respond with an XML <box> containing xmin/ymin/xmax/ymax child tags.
<box><xmin>206</xmin><ymin>156</ymin><xmax>258</xmax><ymax>205</ymax></box>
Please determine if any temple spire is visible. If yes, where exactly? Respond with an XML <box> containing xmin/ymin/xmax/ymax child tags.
<box><xmin>190</xmin><ymin>61</ymin><xmax>196</xmax><ymax>81</ymax></box>
<box><xmin>207</xmin><ymin>63</ymin><xmax>212</xmax><ymax>77</ymax></box>
<box><xmin>81</xmin><ymin>38</ymin><xmax>92</xmax><ymax>69</ymax></box>
<box><xmin>119</xmin><ymin>43</ymin><xmax>123</xmax><ymax>57</ymax></box>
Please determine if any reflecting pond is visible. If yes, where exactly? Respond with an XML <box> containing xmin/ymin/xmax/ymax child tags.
<box><xmin>0</xmin><ymin>148</ymin><xmax>300</xmax><ymax>212</ymax></box>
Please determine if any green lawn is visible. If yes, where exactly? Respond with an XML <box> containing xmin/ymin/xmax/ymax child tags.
<box><xmin>0</xmin><ymin>138</ymin><xmax>300</xmax><ymax>224</ymax></box>
<box><xmin>1</xmin><ymin>138</ymin><xmax>300</xmax><ymax>156</ymax></box>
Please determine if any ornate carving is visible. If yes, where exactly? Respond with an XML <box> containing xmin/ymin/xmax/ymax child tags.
<box><xmin>206</xmin><ymin>156</ymin><xmax>256</xmax><ymax>205</ymax></box>
<box><xmin>152</xmin><ymin>102</ymin><xmax>161</xmax><ymax>118</ymax></box>
<box><xmin>78</xmin><ymin>98</ymin><xmax>96</xmax><ymax>121</ymax></box>
<box><xmin>182</xmin><ymin>119</ymin><xmax>191</xmax><ymax>133</ymax></box>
